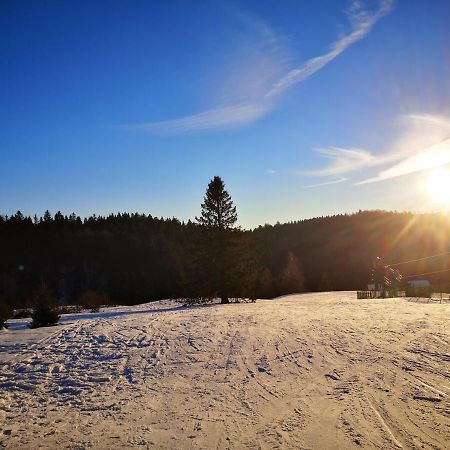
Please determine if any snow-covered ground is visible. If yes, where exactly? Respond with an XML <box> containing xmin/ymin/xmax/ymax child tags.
<box><xmin>1</xmin><ymin>292</ymin><xmax>449</xmax><ymax>449</ymax></box>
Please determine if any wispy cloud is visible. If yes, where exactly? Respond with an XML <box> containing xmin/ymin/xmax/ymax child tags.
<box><xmin>303</xmin><ymin>177</ymin><xmax>347</xmax><ymax>188</ymax></box>
<box><xmin>127</xmin><ymin>103</ymin><xmax>269</xmax><ymax>133</ymax></box>
<box><xmin>211</xmin><ymin>5</ymin><xmax>292</xmax><ymax>106</ymax></box>
<box><xmin>357</xmin><ymin>138</ymin><xmax>450</xmax><ymax>184</ymax></box>
<box><xmin>305</xmin><ymin>147</ymin><xmax>378</xmax><ymax>177</ymax></box>
<box><xmin>127</xmin><ymin>0</ymin><xmax>394</xmax><ymax>134</ymax></box>
<box><xmin>265</xmin><ymin>0</ymin><xmax>394</xmax><ymax>99</ymax></box>
<box><xmin>357</xmin><ymin>113</ymin><xmax>450</xmax><ymax>184</ymax></box>
<box><xmin>305</xmin><ymin>113</ymin><xmax>450</xmax><ymax>185</ymax></box>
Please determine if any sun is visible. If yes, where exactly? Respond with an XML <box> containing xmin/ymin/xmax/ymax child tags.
<box><xmin>426</xmin><ymin>169</ymin><xmax>450</xmax><ymax>206</ymax></box>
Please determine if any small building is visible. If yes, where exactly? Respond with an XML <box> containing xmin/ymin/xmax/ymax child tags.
<box><xmin>407</xmin><ymin>279</ymin><xmax>430</xmax><ymax>288</ymax></box>
<box><xmin>406</xmin><ymin>279</ymin><xmax>431</xmax><ymax>298</ymax></box>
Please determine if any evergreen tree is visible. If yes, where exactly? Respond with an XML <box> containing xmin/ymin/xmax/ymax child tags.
<box><xmin>43</xmin><ymin>210</ymin><xmax>52</xmax><ymax>223</ymax></box>
<box><xmin>196</xmin><ymin>176</ymin><xmax>237</xmax><ymax>230</ymax></box>
<box><xmin>258</xmin><ymin>267</ymin><xmax>278</xmax><ymax>298</ymax></box>
<box><xmin>30</xmin><ymin>282</ymin><xmax>60</xmax><ymax>328</ymax></box>
<box><xmin>195</xmin><ymin>176</ymin><xmax>239</xmax><ymax>303</ymax></box>
<box><xmin>280</xmin><ymin>252</ymin><xmax>306</xmax><ymax>294</ymax></box>
<box><xmin>0</xmin><ymin>296</ymin><xmax>12</xmax><ymax>329</ymax></box>
<box><xmin>318</xmin><ymin>272</ymin><xmax>333</xmax><ymax>292</ymax></box>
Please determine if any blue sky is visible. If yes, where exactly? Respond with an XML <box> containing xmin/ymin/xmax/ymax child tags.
<box><xmin>1</xmin><ymin>0</ymin><xmax>450</xmax><ymax>228</ymax></box>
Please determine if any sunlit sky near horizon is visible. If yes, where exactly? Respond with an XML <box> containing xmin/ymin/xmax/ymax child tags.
<box><xmin>1</xmin><ymin>0</ymin><xmax>450</xmax><ymax>229</ymax></box>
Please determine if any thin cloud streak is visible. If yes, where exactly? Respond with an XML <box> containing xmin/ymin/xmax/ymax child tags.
<box><xmin>305</xmin><ymin>147</ymin><xmax>378</xmax><ymax>177</ymax></box>
<box><xmin>213</xmin><ymin>5</ymin><xmax>292</xmax><ymax>106</ymax></box>
<box><xmin>265</xmin><ymin>0</ymin><xmax>394</xmax><ymax>99</ymax></box>
<box><xmin>356</xmin><ymin>114</ymin><xmax>450</xmax><ymax>184</ymax></box>
<box><xmin>128</xmin><ymin>0</ymin><xmax>394</xmax><ymax>133</ymax></box>
<box><xmin>357</xmin><ymin>139</ymin><xmax>450</xmax><ymax>184</ymax></box>
<box><xmin>126</xmin><ymin>102</ymin><xmax>269</xmax><ymax>133</ymax></box>
<box><xmin>303</xmin><ymin>177</ymin><xmax>347</xmax><ymax>188</ymax></box>
<box><xmin>306</xmin><ymin>113</ymin><xmax>450</xmax><ymax>185</ymax></box>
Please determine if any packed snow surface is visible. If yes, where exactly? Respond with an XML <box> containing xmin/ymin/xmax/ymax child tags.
<box><xmin>1</xmin><ymin>292</ymin><xmax>449</xmax><ymax>449</ymax></box>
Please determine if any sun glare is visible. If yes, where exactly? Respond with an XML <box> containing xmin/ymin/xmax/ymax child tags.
<box><xmin>426</xmin><ymin>169</ymin><xmax>450</xmax><ymax>206</ymax></box>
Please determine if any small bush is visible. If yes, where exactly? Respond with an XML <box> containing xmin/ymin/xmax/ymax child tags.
<box><xmin>0</xmin><ymin>301</ymin><xmax>12</xmax><ymax>330</ymax></box>
<box><xmin>30</xmin><ymin>283</ymin><xmax>60</xmax><ymax>328</ymax></box>
<box><xmin>12</xmin><ymin>309</ymin><xmax>31</xmax><ymax>319</ymax></box>
<box><xmin>78</xmin><ymin>290</ymin><xmax>107</xmax><ymax>313</ymax></box>
<box><xmin>59</xmin><ymin>304</ymin><xmax>83</xmax><ymax>315</ymax></box>
<box><xmin>106</xmin><ymin>299</ymin><xmax>117</xmax><ymax>307</ymax></box>
<box><xmin>183</xmin><ymin>296</ymin><xmax>212</xmax><ymax>306</ymax></box>
<box><xmin>72</xmin><ymin>304</ymin><xmax>83</xmax><ymax>313</ymax></box>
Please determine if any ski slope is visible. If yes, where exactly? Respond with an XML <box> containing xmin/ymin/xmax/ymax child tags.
<box><xmin>1</xmin><ymin>293</ymin><xmax>449</xmax><ymax>449</ymax></box>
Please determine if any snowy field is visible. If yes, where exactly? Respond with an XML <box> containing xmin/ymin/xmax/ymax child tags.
<box><xmin>1</xmin><ymin>292</ymin><xmax>449</xmax><ymax>449</ymax></box>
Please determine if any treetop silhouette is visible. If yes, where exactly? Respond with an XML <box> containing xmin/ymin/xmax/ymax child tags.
<box><xmin>196</xmin><ymin>176</ymin><xmax>237</xmax><ymax>230</ymax></box>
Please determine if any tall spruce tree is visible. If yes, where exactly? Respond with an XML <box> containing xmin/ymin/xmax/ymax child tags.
<box><xmin>195</xmin><ymin>176</ymin><xmax>238</xmax><ymax>303</ymax></box>
<box><xmin>197</xmin><ymin>176</ymin><xmax>237</xmax><ymax>230</ymax></box>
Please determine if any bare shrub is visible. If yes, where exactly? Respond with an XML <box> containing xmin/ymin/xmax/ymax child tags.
<box><xmin>78</xmin><ymin>290</ymin><xmax>108</xmax><ymax>313</ymax></box>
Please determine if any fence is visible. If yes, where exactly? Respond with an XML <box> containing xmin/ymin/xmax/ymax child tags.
<box><xmin>358</xmin><ymin>284</ymin><xmax>450</xmax><ymax>303</ymax></box>
<box><xmin>357</xmin><ymin>290</ymin><xmax>405</xmax><ymax>299</ymax></box>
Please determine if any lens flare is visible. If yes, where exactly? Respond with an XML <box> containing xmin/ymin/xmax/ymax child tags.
<box><xmin>426</xmin><ymin>169</ymin><xmax>450</xmax><ymax>206</ymax></box>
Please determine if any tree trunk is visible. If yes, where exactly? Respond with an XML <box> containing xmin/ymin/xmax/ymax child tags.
<box><xmin>221</xmin><ymin>295</ymin><xmax>229</xmax><ymax>304</ymax></box>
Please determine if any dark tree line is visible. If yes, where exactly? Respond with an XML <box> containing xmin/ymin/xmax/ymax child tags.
<box><xmin>1</xmin><ymin>179</ymin><xmax>450</xmax><ymax>310</ymax></box>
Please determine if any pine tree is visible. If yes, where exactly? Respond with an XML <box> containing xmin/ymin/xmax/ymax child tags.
<box><xmin>194</xmin><ymin>176</ymin><xmax>239</xmax><ymax>304</ymax></box>
<box><xmin>279</xmin><ymin>251</ymin><xmax>306</xmax><ymax>294</ymax></box>
<box><xmin>318</xmin><ymin>272</ymin><xmax>333</xmax><ymax>292</ymax></box>
<box><xmin>0</xmin><ymin>296</ymin><xmax>12</xmax><ymax>330</ymax></box>
<box><xmin>258</xmin><ymin>267</ymin><xmax>278</xmax><ymax>298</ymax></box>
<box><xmin>43</xmin><ymin>210</ymin><xmax>52</xmax><ymax>223</ymax></box>
<box><xmin>30</xmin><ymin>282</ymin><xmax>60</xmax><ymax>328</ymax></box>
<box><xmin>196</xmin><ymin>176</ymin><xmax>237</xmax><ymax>230</ymax></box>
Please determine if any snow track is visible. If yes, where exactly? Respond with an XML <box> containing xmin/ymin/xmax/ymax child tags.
<box><xmin>1</xmin><ymin>293</ymin><xmax>449</xmax><ymax>449</ymax></box>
